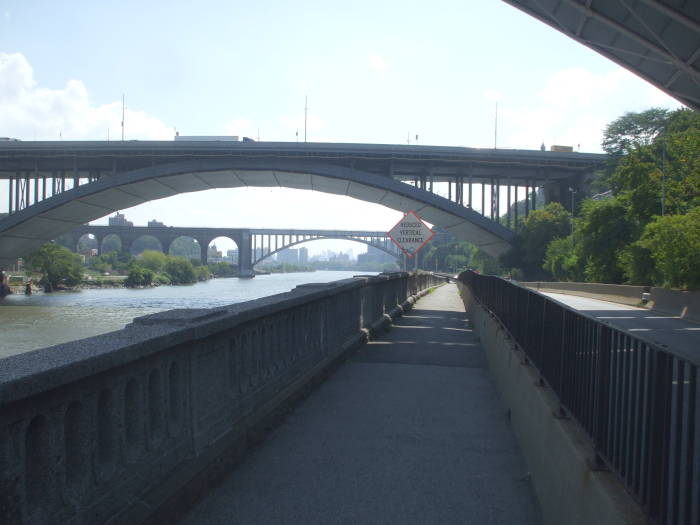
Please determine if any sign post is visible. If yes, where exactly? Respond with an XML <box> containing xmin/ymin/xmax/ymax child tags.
<box><xmin>387</xmin><ymin>211</ymin><xmax>434</xmax><ymax>260</ymax></box>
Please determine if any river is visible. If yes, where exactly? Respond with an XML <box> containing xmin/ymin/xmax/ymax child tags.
<box><xmin>0</xmin><ymin>271</ymin><xmax>376</xmax><ymax>358</ymax></box>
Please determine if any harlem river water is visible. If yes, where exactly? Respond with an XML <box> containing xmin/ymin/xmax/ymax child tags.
<box><xmin>0</xmin><ymin>271</ymin><xmax>374</xmax><ymax>358</ymax></box>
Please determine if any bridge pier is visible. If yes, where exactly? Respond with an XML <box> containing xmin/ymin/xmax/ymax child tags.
<box><xmin>238</xmin><ymin>231</ymin><xmax>254</xmax><ymax>278</ymax></box>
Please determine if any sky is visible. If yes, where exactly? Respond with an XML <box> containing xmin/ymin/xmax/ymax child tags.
<box><xmin>0</xmin><ymin>0</ymin><xmax>682</xmax><ymax>255</ymax></box>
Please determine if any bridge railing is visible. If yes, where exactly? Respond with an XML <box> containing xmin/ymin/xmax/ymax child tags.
<box><xmin>459</xmin><ymin>271</ymin><xmax>699</xmax><ymax>525</ymax></box>
<box><xmin>0</xmin><ymin>272</ymin><xmax>446</xmax><ymax>525</ymax></box>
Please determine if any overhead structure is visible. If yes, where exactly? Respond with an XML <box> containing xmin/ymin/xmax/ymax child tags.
<box><xmin>503</xmin><ymin>0</ymin><xmax>700</xmax><ymax>111</ymax></box>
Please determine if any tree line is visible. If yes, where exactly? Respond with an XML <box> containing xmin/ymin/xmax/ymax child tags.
<box><xmin>500</xmin><ymin>107</ymin><xmax>700</xmax><ymax>290</ymax></box>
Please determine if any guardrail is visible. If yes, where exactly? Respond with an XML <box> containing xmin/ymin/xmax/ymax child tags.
<box><xmin>0</xmin><ymin>272</ymin><xmax>446</xmax><ymax>525</ymax></box>
<box><xmin>459</xmin><ymin>271</ymin><xmax>699</xmax><ymax>525</ymax></box>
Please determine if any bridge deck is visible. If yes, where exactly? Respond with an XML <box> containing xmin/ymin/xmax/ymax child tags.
<box><xmin>181</xmin><ymin>284</ymin><xmax>541</xmax><ymax>524</ymax></box>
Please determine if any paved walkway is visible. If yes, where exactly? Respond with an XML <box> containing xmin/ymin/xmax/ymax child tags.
<box><xmin>181</xmin><ymin>283</ymin><xmax>541</xmax><ymax>524</ymax></box>
<box><xmin>543</xmin><ymin>292</ymin><xmax>700</xmax><ymax>361</ymax></box>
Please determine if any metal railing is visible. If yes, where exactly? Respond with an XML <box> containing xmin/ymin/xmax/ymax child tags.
<box><xmin>459</xmin><ymin>271</ymin><xmax>699</xmax><ymax>525</ymax></box>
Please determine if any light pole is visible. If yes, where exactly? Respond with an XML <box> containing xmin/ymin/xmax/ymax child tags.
<box><xmin>568</xmin><ymin>186</ymin><xmax>577</xmax><ymax>235</ymax></box>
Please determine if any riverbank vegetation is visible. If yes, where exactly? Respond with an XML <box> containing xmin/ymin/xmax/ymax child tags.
<box><xmin>500</xmin><ymin>107</ymin><xmax>700</xmax><ymax>290</ymax></box>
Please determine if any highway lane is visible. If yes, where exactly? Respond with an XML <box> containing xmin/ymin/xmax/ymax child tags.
<box><xmin>542</xmin><ymin>292</ymin><xmax>700</xmax><ymax>361</ymax></box>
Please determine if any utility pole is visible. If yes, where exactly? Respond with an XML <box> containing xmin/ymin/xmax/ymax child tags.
<box><xmin>304</xmin><ymin>96</ymin><xmax>308</xmax><ymax>143</ymax></box>
<box><xmin>661</xmin><ymin>140</ymin><xmax>666</xmax><ymax>216</ymax></box>
<box><xmin>494</xmin><ymin>102</ymin><xmax>498</xmax><ymax>149</ymax></box>
<box><xmin>121</xmin><ymin>94</ymin><xmax>126</xmax><ymax>141</ymax></box>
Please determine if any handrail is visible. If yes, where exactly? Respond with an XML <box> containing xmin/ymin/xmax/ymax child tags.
<box><xmin>459</xmin><ymin>271</ymin><xmax>699</xmax><ymax>525</ymax></box>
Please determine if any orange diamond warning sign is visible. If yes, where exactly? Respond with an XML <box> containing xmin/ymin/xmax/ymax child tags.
<box><xmin>388</xmin><ymin>211</ymin><xmax>434</xmax><ymax>258</ymax></box>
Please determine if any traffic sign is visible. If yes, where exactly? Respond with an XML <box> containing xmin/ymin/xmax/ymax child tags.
<box><xmin>388</xmin><ymin>211</ymin><xmax>434</xmax><ymax>258</ymax></box>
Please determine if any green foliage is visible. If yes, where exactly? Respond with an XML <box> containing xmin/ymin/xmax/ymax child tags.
<box><xmin>24</xmin><ymin>243</ymin><xmax>84</xmax><ymax>290</ymax></box>
<box><xmin>422</xmin><ymin>241</ymin><xmax>475</xmax><ymax>272</ymax></box>
<box><xmin>138</xmin><ymin>250</ymin><xmax>167</xmax><ymax>273</ymax></box>
<box><xmin>543</xmin><ymin>236</ymin><xmax>583</xmax><ymax>282</ymax></box>
<box><xmin>209</xmin><ymin>261</ymin><xmax>238</xmax><ymax>277</ymax></box>
<box><xmin>164</xmin><ymin>256</ymin><xmax>197</xmax><ymax>284</ymax></box>
<box><xmin>125</xmin><ymin>265</ymin><xmax>155</xmax><ymax>287</ymax></box>
<box><xmin>618</xmin><ymin>243</ymin><xmax>657</xmax><ymax>286</ymax></box>
<box><xmin>577</xmin><ymin>199</ymin><xmax>633</xmax><ymax>284</ymax></box>
<box><xmin>195</xmin><ymin>265</ymin><xmax>211</xmax><ymax>281</ymax></box>
<box><xmin>88</xmin><ymin>250</ymin><xmax>134</xmax><ymax>274</ymax></box>
<box><xmin>602</xmin><ymin>108</ymin><xmax>670</xmax><ymax>156</ymax></box>
<box><xmin>638</xmin><ymin>209</ymin><xmax>700</xmax><ymax>290</ymax></box>
<box><xmin>501</xmin><ymin>202</ymin><xmax>571</xmax><ymax>280</ymax></box>
<box><xmin>169</xmin><ymin>237</ymin><xmax>201</xmax><ymax>260</ymax></box>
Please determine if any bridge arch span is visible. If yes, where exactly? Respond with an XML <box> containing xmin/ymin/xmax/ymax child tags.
<box><xmin>253</xmin><ymin>235</ymin><xmax>400</xmax><ymax>266</ymax></box>
<box><xmin>0</xmin><ymin>158</ymin><xmax>514</xmax><ymax>267</ymax></box>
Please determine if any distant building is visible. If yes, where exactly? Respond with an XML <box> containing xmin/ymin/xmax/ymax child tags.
<box><xmin>358</xmin><ymin>246</ymin><xmax>395</xmax><ymax>265</ymax></box>
<box><xmin>226</xmin><ymin>249</ymin><xmax>239</xmax><ymax>265</ymax></box>
<box><xmin>277</xmin><ymin>248</ymin><xmax>299</xmax><ymax>264</ymax></box>
<box><xmin>108</xmin><ymin>212</ymin><xmax>133</xmax><ymax>227</ymax></box>
<box><xmin>299</xmin><ymin>247</ymin><xmax>309</xmax><ymax>264</ymax></box>
<box><xmin>148</xmin><ymin>219</ymin><xmax>165</xmax><ymax>227</ymax></box>
<box><xmin>207</xmin><ymin>244</ymin><xmax>223</xmax><ymax>263</ymax></box>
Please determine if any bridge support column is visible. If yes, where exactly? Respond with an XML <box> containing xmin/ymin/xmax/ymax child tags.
<box><xmin>237</xmin><ymin>231</ymin><xmax>254</xmax><ymax>278</ymax></box>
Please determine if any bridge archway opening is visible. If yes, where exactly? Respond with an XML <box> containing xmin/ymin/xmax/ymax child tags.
<box><xmin>168</xmin><ymin>236</ymin><xmax>201</xmax><ymax>262</ymax></box>
<box><xmin>101</xmin><ymin>234</ymin><xmax>122</xmax><ymax>254</ymax></box>
<box><xmin>254</xmin><ymin>237</ymin><xmax>401</xmax><ymax>271</ymax></box>
<box><xmin>77</xmin><ymin>234</ymin><xmax>98</xmax><ymax>254</ymax></box>
<box><xmin>207</xmin><ymin>236</ymin><xmax>239</xmax><ymax>268</ymax></box>
<box><xmin>130</xmin><ymin>235</ymin><xmax>163</xmax><ymax>257</ymax></box>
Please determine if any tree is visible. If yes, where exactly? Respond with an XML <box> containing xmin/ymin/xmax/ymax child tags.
<box><xmin>125</xmin><ymin>265</ymin><xmax>155</xmax><ymax>287</ymax></box>
<box><xmin>638</xmin><ymin>208</ymin><xmax>700</xmax><ymax>290</ymax></box>
<box><xmin>500</xmin><ymin>202</ymin><xmax>571</xmax><ymax>280</ymax></box>
<box><xmin>138</xmin><ymin>250</ymin><xmax>167</xmax><ymax>273</ymax></box>
<box><xmin>543</xmin><ymin>236</ymin><xmax>583</xmax><ymax>282</ymax></box>
<box><xmin>164</xmin><ymin>256</ymin><xmax>196</xmax><ymax>284</ymax></box>
<box><xmin>602</xmin><ymin>108</ymin><xmax>670</xmax><ymax>157</ymax></box>
<box><xmin>24</xmin><ymin>243</ymin><xmax>84</xmax><ymax>291</ymax></box>
<box><xmin>577</xmin><ymin>199</ymin><xmax>634</xmax><ymax>283</ymax></box>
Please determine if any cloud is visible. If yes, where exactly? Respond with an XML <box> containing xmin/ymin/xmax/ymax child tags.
<box><xmin>494</xmin><ymin>66</ymin><xmax>681</xmax><ymax>152</ymax></box>
<box><xmin>0</xmin><ymin>52</ymin><xmax>171</xmax><ymax>140</ymax></box>
<box><xmin>368</xmin><ymin>53</ymin><xmax>388</xmax><ymax>72</ymax></box>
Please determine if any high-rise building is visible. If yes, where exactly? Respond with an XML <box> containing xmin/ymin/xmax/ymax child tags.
<box><xmin>277</xmin><ymin>248</ymin><xmax>299</xmax><ymax>264</ymax></box>
<box><xmin>148</xmin><ymin>219</ymin><xmax>165</xmax><ymax>227</ymax></box>
<box><xmin>299</xmin><ymin>247</ymin><xmax>309</xmax><ymax>264</ymax></box>
<box><xmin>108</xmin><ymin>212</ymin><xmax>133</xmax><ymax>227</ymax></box>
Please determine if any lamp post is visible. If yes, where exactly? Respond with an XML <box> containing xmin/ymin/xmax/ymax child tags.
<box><xmin>568</xmin><ymin>186</ymin><xmax>577</xmax><ymax>235</ymax></box>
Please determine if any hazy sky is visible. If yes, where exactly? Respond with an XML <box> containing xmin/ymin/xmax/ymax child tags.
<box><xmin>0</xmin><ymin>0</ymin><xmax>681</xmax><ymax>254</ymax></box>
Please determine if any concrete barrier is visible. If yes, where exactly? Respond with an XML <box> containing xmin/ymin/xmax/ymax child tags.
<box><xmin>649</xmin><ymin>287</ymin><xmax>700</xmax><ymax>323</ymax></box>
<box><xmin>0</xmin><ymin>272</ymin><xmax>446</xmax><ymax>525</ymax></box>
<box><xmin>458</xmin><ymin>282</ymin><xmax>644</xmax><ymax>525</ymax></box>
<box><xmin>520</xmin><ymin>281</ymin><xmax>647</xmax><ymax>307</ymax></box>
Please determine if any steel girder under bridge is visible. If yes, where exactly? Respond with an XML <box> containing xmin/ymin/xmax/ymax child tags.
<box><xmin>0</xmin><ymin>141</ymin><xmax>606</xmax><ymax>269</ymax></box>
<box><xmin>65</xmin><ymin>225</ymin><xmax>401</xmax><ymax>276</ymax></box>
<box><xmin>503</xmin><ymin>0</ymin><xmax>700</xmax><ymax>112</ymax></box>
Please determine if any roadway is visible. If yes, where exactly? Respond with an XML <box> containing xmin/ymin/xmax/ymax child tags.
<box><xmin>542</xmin><ymin>292</ymin><xmax>700</xmax><ymax>361</ymax></box>
<box><xmin>181</xmin><ymin>283</ymin><xmax>541</xmax><ymax>524</ymax></box>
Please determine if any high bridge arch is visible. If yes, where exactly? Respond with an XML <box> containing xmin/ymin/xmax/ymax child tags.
<box><xmin>0</xmin><ymin>157</ymin><xmax>516</xmax><ymax>268</ymax></box>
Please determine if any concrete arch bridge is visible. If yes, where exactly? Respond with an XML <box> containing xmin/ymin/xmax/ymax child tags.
<box><xmin>65</xmin><ymin>225</ymin><xmax>402</xmax><ymax>276</ymax></box>
<box><xmin>0</xmin><ymin>141</ymin><xmax>606</xmax><ymax>269</ymax></box>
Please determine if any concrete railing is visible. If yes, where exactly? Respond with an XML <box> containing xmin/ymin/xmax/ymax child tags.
<box><xmin>649</xmin><ymin>287</ymin><xmax>700</xmax><ymax>323</ymax></box>
<box><xmin>520</xmin><ymin>281</ymin><xmax>648</xmax><ymax>306</ymax></box>
<box><xmin>0</xmin><ymin>272</ymin><xmax>446</xmax><ymax>525</ymax></box>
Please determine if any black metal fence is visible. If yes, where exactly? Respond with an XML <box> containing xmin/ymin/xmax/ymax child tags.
<box><xmin>459</xmin><ymin>271</ymin><xmax>699</xmax><ymax>525</ymax></box>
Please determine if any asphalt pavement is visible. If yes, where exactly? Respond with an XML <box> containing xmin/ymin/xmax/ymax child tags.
<box><xmin>180</xmin><ymin>283</ymin><xmax>541</xmax><ymax>525</ymax></box>
<box><xmin>542</xmin><ymin>292</ymin><xmax>700</xmax><ymax>362</ymax></box>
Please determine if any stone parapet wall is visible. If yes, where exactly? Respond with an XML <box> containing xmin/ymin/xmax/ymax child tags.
<box><xmin>0</xmin><ymin>272</ymin><xmax>446</xmax><ymax>525</ymax></box>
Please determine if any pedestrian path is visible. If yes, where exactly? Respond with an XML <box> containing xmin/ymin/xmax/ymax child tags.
<box><xmin>181</xmin><ymin>283</ymin><xmax>541</xmax><ymax>524</ymax></box>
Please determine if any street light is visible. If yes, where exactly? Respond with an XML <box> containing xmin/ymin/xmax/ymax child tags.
<box><xmin>568</xmin><ymin>187</ymin><xmax>577</xmax><ymax>235</ymax></box>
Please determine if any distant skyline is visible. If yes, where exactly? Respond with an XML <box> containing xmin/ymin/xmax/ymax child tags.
<box><xmin>0</xmin><ymin>1</ymin><xmax>682</xmax><ymax>254</ymax></box>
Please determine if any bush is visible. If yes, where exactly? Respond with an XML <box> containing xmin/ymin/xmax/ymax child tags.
<box><xmin>125</xmin><ymin>265</ymin><xmax>155</xmax><ymax>287</ymax></box>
